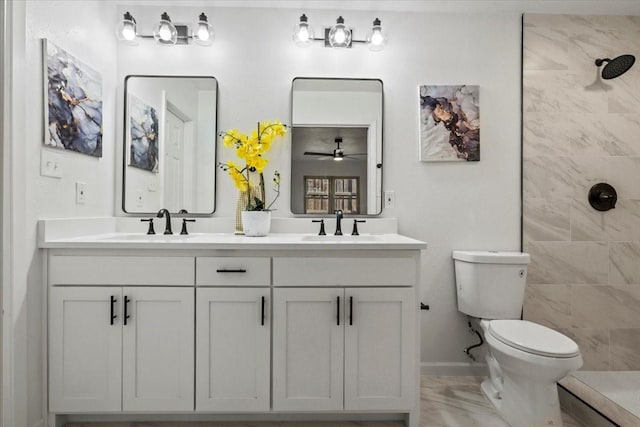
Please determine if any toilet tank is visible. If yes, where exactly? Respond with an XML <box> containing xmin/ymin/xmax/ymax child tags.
<box><xmin>453</xmin><ymin>251</ymin><xmax>530</xmax><ymax>319</ymax></box>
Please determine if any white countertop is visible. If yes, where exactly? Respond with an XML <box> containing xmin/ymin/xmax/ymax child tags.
<box><xmin>37</xmin><ymin>217</ymin><xmax>426</xmax><ymax>251</ymax></box>
<box><xmin>39</xmin><ymin>232</ymin><xmax>426</xmax><ymax>251</ymax></box>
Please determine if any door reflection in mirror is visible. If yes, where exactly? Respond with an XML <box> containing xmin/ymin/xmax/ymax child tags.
<box><xmin>123</xmin><ymin>76</ymin><xmax>217</xmax><ymax>214</ymax></box>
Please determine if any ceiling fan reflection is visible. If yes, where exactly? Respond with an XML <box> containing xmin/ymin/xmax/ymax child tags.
<box><xmin>303</xmin><ymin>137</ymin><xmax>366</xmax><ymax>161</ymax></box>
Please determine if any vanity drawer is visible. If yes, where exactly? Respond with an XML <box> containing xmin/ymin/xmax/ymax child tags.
<box><xmin>196</xmin><ymin>257</ymin><xmax>271</xmax><ymax>286</ymax></box>
<box><xmin>273</xmin><ymin>256</ymin><xmax>416</xmax><ymax>287</ymax></box>
<box><xmin>49</xmin><ymin>255</ymin><xmax>195</xmax><ymax>286</ymax></box>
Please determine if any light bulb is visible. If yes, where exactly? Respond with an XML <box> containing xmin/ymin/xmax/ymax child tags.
<box><xmin>293</xmin><ymin>14</ymin><xmax>314</xmax><ymax>47</ymax></box>
<box><xmin>153</xmin><ymin>12</ymin><xmax>177</xmax><ymax>45</ymax></box>
<box><xmin>158</xmin><ymin>24</ymin><xmax>172</xmax><ymax>41</ymax></box>
<box><xmin>193</xmin><ymin>13</ymin><xmax>214</xmax><ymax>46</ymax></box>
<box><xmin>116</xmin><ymin>11</ymin><xmax>137</xmax><ymax>45</ymax></box>
<box><xmin>366</xmin><ymin>18</ymin><xmax>387</xmax><ymax>51</ymax></box>
<box><xmin>370</xmin><ymin>30</ymin><xmax>384</xmax><ymax>45</ymax></box>
<box><xmin>122</xmin><ymin>25</ymin><xmax>135</xmax><ymax>40</ymax></box>
<box><xmin>297</xmin><ymin>27</ymin><xmax>310</xmax><ymax>42</ymax></box>
<box><xmin>328</xmin><ymin>16</ymin><xmax>351</xmax><ymax>48</ymax></box>
<box><xmin>197</xmin><ymin>24</ymin><xmax>210</xmax><ymax>41</ymax></box>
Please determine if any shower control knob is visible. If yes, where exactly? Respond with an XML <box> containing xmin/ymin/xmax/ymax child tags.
<box><xmin>588</xmin><ymin>183</ymin><xmax>617</xmax><ymax>212</ymax></box>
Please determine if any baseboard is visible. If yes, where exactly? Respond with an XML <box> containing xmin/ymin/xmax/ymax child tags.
<box><xmin>421</xmin><ymin>362</ymin><xmax>487</xmax><ymax>376</ymax></box>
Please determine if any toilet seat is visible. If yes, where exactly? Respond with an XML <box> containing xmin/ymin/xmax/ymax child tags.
<box><xmin>488</xmin><ymin>320</ymin><xmax>580</xmax><ymax>358</ymax></box>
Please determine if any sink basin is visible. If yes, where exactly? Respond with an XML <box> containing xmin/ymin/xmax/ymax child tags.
<box><xmin>94</xmin><ymin>233</ymin><xmax>205</xmax><ymax>242</ymax></box>
<box><xmin>300</xmin><ymin>234</ymin><xmax>381</xmax><ymax>242</ymax></box>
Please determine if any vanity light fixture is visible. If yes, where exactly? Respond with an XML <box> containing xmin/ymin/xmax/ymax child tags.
<box><xmin>153</xmin><ymin>12</ymin><xmax>178</xmax><ymax>45</ymax></box>
<box><xmin>116</xmin><ymin>11</ymin><xmax>138</xmax><ymax>45</ymax></box>
<box><xmin>366</xmin><ymin>18</ymin><xmax>387</xmax><ymax>51</ymax></box>
<box><xmin>116</xmin><ymin>11</ymin><xmax>214</xmax><ymax>46</ymax></box>
<box><xmin>292</xmin><ymin>14</ymin><xmax>387</xmax><ymax>51</ymax></box>
<box><xmin>328</xmin><ymin>16</ymin><xmax>352</xmax><ymax>48</ymax></box>
<box><xmin>193</xmin><ymin>12</ymin><xmax>214</xmax><ymax>46</ymax></box>
<box><xmin>292</xmin><ymin>14</ymin><xmax>314</xmax><ymax>47</ymax></box>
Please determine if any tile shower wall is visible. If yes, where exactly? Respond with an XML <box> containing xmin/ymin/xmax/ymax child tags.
<box><xmin>523</xmin><ymin>14</ymin><xmax>640</xmax><ymax>371</ymax></box>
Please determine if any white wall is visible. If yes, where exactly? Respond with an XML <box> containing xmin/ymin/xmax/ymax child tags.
<box><xmin>7</xmin><ymin>2</ymin><xmax>640</xmax><ymax>427</ymax></box>
<box><xmin>7</xmin><ymin>2</ymin><xmax>117</xmax><ymax>426</ymax></box>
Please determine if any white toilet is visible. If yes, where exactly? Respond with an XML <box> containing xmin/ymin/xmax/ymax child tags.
<box><xmin>452</xmin><ymin>250</ymin><xmax>582</xmax><ymax>427</ymax></box>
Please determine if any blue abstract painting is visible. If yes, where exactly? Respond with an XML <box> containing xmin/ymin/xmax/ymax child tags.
<box><xmin>44</xmin><ymin>40</ymin><xmax>103</xmax><ymax>157</ymax></box>
<box><xmin>128</xmin><ymin>95</ymin><xmax>159</xmax><ymax>173</ymax></box>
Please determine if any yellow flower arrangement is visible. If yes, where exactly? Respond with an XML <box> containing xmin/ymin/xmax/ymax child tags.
<box><xmin>218</xmin><ymin>120</ymin><xmax>287</xmax><ymax>211</ymax></box>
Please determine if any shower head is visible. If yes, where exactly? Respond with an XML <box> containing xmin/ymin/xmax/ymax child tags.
<box><xmin>595</xmin><ymin>54</ymin><xmax>636</xmax><ymax>79</ymax></box>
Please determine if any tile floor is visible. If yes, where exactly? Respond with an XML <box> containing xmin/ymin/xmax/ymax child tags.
<box><xmin>65</xmin><ymin>376</ymin><xmax>585</xmax><ymax>427</ymax></box>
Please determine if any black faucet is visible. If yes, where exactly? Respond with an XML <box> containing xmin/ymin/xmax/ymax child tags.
<box><xmin>333</xmin><ymin>209</ymin><xmax>343</xmax><ymax>235</ymax></box>
<box><xmin>157</xmin><ymin>209</ymin><xmax>172</xmax><ymax>235</ymax></box>
<box><xmin>140</xmin><ymin>218</ymin><xmax>155</xmax><ymax>235</ymax></box>
<box><xmin>352</xmin><ymin>219</ymin><xmax>366</xmax><ymax>236</ymax></box>
<box><xmin>312</xmin><ymin>219</ymin><xmax>326</xmax><ymax>235</ymax></box>
<box><xmin>180</xmin><ymin>219</ymin><xmax>196</xmax><ymax>235</ymax></box>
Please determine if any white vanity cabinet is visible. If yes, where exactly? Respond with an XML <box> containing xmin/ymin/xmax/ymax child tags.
<box><xmin>195</xmin><ymin>257</ymin><xmax>271</xmax><ymax>411</ymax></box>
<box><xmin>49</xmin><ymin>287</ymin><xmax>122</xmax><ymax>412</ymax></box>
<box><xmin>48</xmin><ymin>254</ymin><xmax>195</xmax><ymax>413</ymax></box>
<box><xmin>272</xmin><ymin>255</ymin><xmax>417</xmax><ymax>412</ymax></box>
<box><xmin>39</xmin><ymin>230</ymin><xmax>425</xmax><ymax>427</ymax></box>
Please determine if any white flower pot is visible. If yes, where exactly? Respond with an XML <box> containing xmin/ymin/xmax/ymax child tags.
<box><xmin>241</xmin><ymin>210</ymin><xmax>271</xmax><ymax>237</ymax></box>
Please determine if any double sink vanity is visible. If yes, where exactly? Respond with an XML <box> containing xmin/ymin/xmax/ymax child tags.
<box><xmin>39</xmin><ymin>68</ymin><xmax>426</xmax><ymax>425</ymax></box>
<box><xmin>39</xmin><ymin>217</ymin><xmax>426</xmax><ymax>427</ymax></box>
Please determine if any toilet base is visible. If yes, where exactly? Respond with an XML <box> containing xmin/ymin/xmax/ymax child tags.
<box><xmin>481</xmin><ymin>377</ymin><xmax>564</xmax><ymax>427</ymax></box>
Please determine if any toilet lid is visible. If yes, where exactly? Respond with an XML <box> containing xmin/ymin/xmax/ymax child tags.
<box><xmin>488</xmin><ymin>320</ymin><xmax>580</xmax><ymax>358</ymax></box>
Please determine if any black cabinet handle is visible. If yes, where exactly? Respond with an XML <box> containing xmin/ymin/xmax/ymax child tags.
<box><xmin>110</xmin><ymin>296</ymin><xmax>117</xmax><ymax>325</ymax></box>
<box><xmin>337</xmin><ymin>296</ymin><xmax>340</xmax><ymax>325</ymax></box>
<box><xmin>124</xmin><ymin>296</ymin><xmax>131</xmax><ymax>325</ymax></box>
<box><xmin>349</xmin><ymin>296</ymin><xmax>353</xmax><ymax>326</ymax></box>
<box><xmin>216</xmin><ymin>269</ymin><xmax>247</xmax><ymax>273</ymax></box>
<box><xmin>261</xmin><ymin>296</ymin><xmax>265</xmax><ymax>326</ymax></box>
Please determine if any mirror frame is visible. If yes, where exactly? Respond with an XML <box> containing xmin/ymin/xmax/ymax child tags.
<box><xmin>122</xmin><ymin>75</ymin><xmax>218</xmax><ymax>216</ymax></box>
<box><xmin>290</xmin><ymin>77</ymin><xmax>384</xmax><ymax>217</ymax></box>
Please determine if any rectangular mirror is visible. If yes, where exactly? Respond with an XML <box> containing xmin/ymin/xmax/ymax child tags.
<box><xmin>123</xmin><ymin>75</ymin><xmax>217</xmax><ymax>214</ymax></box>
<box><xmin>291</xmin><ymin>78</ymin><xmax>383</xmax><ymax>215</ymax></box>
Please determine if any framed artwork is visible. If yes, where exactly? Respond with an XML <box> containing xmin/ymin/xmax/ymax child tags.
<box><xmin>43</xmin><ymin>39</ymin><xmax>103</xmax><ymax>157</ymax></box>
<box><xmin>419</xmin><ymin>85</ymin><xmax>480</xmax><ymax>162</ymax></box>
<box><xmin>128</xmin><ymin>95</ymin><xmax>159</xmax><ymax>173</ymax></box>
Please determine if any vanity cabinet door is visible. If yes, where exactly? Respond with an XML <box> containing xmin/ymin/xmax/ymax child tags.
<box><xmin>344</xmin><ymin>287</ymin><xmax>415</xmax><ymax>411</ymax></box>
<box><xmin>272</xmin><ymin>288</ymin><xmax>344</xmax><ymax>411</ymax></box>
<box><xmin>121</xmin><ymin>287</ymin><xmax>194</xmax><ymax>412</ymax></box>
<box><xmin>49</xmin><ymin>287</ymin><xmax>122</xmax><ymax>412</ymax></box>
<box><xmin>195</xmin><ymin>288</ymin><xmax>270</xmax><ymax>411</ymax></box>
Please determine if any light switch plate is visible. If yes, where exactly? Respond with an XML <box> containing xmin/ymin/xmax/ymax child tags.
<box><xmin>40</xmin><ymin>150</ymin><xmax>63</xmax><ymax>178</ymax></box>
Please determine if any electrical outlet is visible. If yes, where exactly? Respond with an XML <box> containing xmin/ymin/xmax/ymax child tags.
<box><xmin>136</xmin><ymin>190</ymin><xmax>144</xmax><ymax>207</ymax></box>
<box><xmin>384</xmin><ymin>190</ymin><xmax>395</xmax><ymax>209</ymax></box>
<box><xmin>75</xmin><ymin>182</ymin><xmax>87</xmax><ymax>204</ymax></box>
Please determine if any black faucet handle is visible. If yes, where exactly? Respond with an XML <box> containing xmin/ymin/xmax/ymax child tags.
<box><xmin>333</xmin><ymin>209</ymin><xmax>343</xmax><ymax>217</ymax></box>
<box><xmin>178</xmin><ymin>209</ymin><xmax>189</xmax><ymax>214</ymax></box>
<box><xmin>352</xmin><ymin>219</ymin><xmax>366</xmax><ymax>236</ymax></box>
<box><xmin>312</xmin><ymin>219</ymin><xmax>326</xmax><ymax>236</ymax></box>
<box><xmin>180</xmin><ymin>219</ymin><xmax>196</xmax><ymax>235</ymax></box>
<box><xmin>140</xmin><ymin>218</ymin><xmax>155</xmax><ymax>235</ymax></box>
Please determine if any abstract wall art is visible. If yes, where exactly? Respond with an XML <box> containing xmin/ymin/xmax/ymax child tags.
<box><xmin>418</xmin><ymin>85</ymin><xmax>480</xmax><ymax>162</ymax></box>
<box><xmin>43</xmin><ymin>39</ymin><xmax>103</xmax><ymax>157</ymax></box>
<box><xmin>128</xmin><ymin>95</ymin><xmax>159</xmax><ymax>173</ymax></box>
